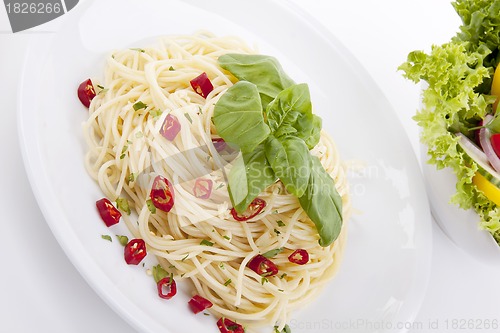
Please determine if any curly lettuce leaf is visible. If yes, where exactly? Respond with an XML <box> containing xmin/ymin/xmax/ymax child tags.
<box><xmin>452</xmin><ymin>0</ymin><xmax>500</xmax><ymax>69</ymax></box>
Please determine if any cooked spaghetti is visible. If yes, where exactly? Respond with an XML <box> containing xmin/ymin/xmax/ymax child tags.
<box><xmin>82</xmin><ymin>31</ymin><xmax>350</xmax><ymax>331</ymax></box>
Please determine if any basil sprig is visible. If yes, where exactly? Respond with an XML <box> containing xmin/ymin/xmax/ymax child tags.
<box><xmin>214</xmin><ymin>54</ymin><xmax>343</xmax><ymax>246</ymax></box>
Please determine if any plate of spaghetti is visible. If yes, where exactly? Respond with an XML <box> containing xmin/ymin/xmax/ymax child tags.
<box><xmin>18</xmin><ymin>0</ymin><xmax>432</xmax><ymax>332</ymax></box>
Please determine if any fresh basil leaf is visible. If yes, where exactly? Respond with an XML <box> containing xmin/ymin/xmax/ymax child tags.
<box><xmin>228</xmin><ymin>143</ymin><xmax>276</xmax><ymax>213</ymax></box>
<box><xmin>213</xmin><ymin>81</ymin><xmax>270</xmax><ymax>153</ymax></box>
<box><xmin>266</xmin><ymin>83</ymin><xmax>321</xmax><ymax>148</ymax></box>
<box><xmin>266</xmin><ymin>83</ymin><xmax>311</xmax><ymax>132</ymax></box>
<box><xmin>298</xmin><ymin>156</ymin><xmax>343</xmax><ymax>246</ymax></box>
<box><xmin>218</xmin><ymin>54</ymin><xmax>295</xmax><ymax>108</ymax></box>
<box><xmin>299</xmin><ymin>114</ymin><xmax>322</xmax><ymax>149</ymax></box>
<box><xmin>266</xmin><ymin>136</ymin><xmax>311</xmax><ymax>197</ymax></box>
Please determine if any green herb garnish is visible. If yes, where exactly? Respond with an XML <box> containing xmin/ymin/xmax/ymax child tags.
<box><xmin>152</xmin><ymin>264</ymin><xmax>169</xmax><ymax>283</ymax></box>
<box><xmin>133</xmin><ymin>101</ymin><xmax>147</xmax><ymax>111</ymax></box>
<box><xmin>128</xmin><ymin>173</ymin><xmax>136</xmax><ymax>182</ymax></box>
<box><xmin>101</xmin><ymin>235</ymin><xmax>112</xmax><ymax>242</ymax></box>
<box><xmin>274</xmin><ymin>324</ymin><xmax>292</xmax><ymax>333</ymax></box>
<box><xmin>224</xmin><ymin>279</ymin><xmax>232</xmax><ymax>286</ymax></box>
<box><xmin>146</xmin><ymin>199</ymin><xmax>156</xmax><ymax>214</ymax></box>
<box><xmin>276</xmin><ymin>220</ymin><xmax>286</xmax><ymax>227</ymax></box>
<box><xmin>116</xmin><ymin>235</ymin><xmax>129</xmax><ymax>246</ymax></box>
<box><xmin>262</xmin><ymin>248</ymin><xmax>283</xmax><ymax>258</ymax></box>
<box><xmin>200</xmin><ymin>239</ymin><xmax>214</xmax><ymax>247</ymax></box>
<box><xmin>149</xmin><ymin>109</ymin><xmax>162</xmax><ymax>118</ymax></box>
<box><xmin>116</xmin><ymin>197</ymin><xmax>131</xmax><ymax>215</ymax></box>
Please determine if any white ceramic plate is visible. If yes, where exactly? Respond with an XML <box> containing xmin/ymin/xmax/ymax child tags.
<box><xmin>18</xmin><ymin>0</ymin><xmax>432</xmax><ymax>332</ymax></box>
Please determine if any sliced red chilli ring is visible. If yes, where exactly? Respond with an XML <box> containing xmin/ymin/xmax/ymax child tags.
<box><xmin>124</xmin><ymin>238</ymin><xmax>147</xmax><ymax>265</ymax></box>
<box><xmin>193</xmin><ymin>178</ymin><xmax>213</xmax><ymax>199</ymax></box>
<box><xmin>150</xmin><ymin>175</ymin><xmax>175</xmax><ymax>212</ymax></box>
<box><xmin>188</xmin><ymin>295</ymin><xmax>213</xmax><ymax>314</ymax></box>
<box><xmin>217</xmin><ymin>317</ymin><xmax>245</xmax><ymax>333</ymax></box>
<box><xmin>247</xmin><ymin>254</ymin><xmax>278</xmax><ymax>277</ymax></box>
<box><xmin>95</xmin><ymin>198</ymin><xmax>121</xmax><ymax>227</ymax></box>
<box><xmin>160</xmin><ymin>114</ymin><xmax>181</xmax><ymax>141</ymax></box>
<box><xmin>230</xmin><ymin>198</ymin><xmax>266</xmax><ymax>221</ymax></box>
<box><xmin>288</xmin><ymin>249</ymin><xmax>309</xmax><ymax>265</ymax></box>
<box><xmin>157</xmin><ymin>276</ymin><xmax>177</xmax><ymax>299</ymax></box>
<box><xmin>190</xmin><ymin>72</ymin><xmax>214</xmax><ymax>98</ymax></box>
<box><xmin>212</xmin><ymin>138</ymin><xmax>227</xmax><ymax>152</ymax></box>
<box><xmin>77</xmin><ymin>78</ymin><xmax>96</xmax><ymax>108</ymax></box>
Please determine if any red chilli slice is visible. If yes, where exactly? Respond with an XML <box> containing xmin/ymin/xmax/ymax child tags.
<box><xmin>230</xmin><ymin>198</ymin><xmax>266</xmax><ymax>221</ymax></box>
<box><xmin>77</xmin><ymin>79</ymin><xmax>96</xmax><ymax>108</ymax></box>
<box><xmin>188</xmin><ymin>295</ymin><xmax>213</xmax><ymax>314</ymax></box>
<box><xmin>150</xmin><ymin>175</ymin><xmax>175</xmax><ymax>212</ymax></box>
<box><xmin>247</xmin><ymin>254</ymin><xmax>278</xmax><ymax>277</ymax></box>
<box><xmin>212</xmin><ymin>138</ymin><xmax>227</xmax><ymax>152</ymax></box>
<box><xmin>288</xmin><ymin>249</ymin><xmax>309</xmax><ymax>265</ymax></box>
<box><xmin>157</xmin><ymin>277</ymin><xmax>177</xmax><ymax>299</ymax></box>
<box><xmin>96</xmin><ymin>198</ymin><xmax>121</xmax><ymax>227</ymax></box>
<box><xmin>124</xmin><ymin>239</ymin><xmax>147</xmax><ymax>265</ymax></box>
<box><xmin>217</xmin><ymin>317</ymin><xmax>245</xmax><ymax>333</ymax></box>
<box><xmin>190</xmin><ymin>72</ymin><xmax>214</xmax><ymax>98</ymax></box>
<box><xmin>160</xmin><ymin>114</ymin><xmax>181</xmax><ymax>141</ymax></box>
<box><xmin>193</xmin><ymin>178</ymin><xmax>213</xmax><ymax>199</ymax></box>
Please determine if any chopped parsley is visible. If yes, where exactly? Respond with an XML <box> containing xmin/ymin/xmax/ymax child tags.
<box><xmin>127</xmin><ymin>173</ymin><xmax>136</xmax><ymax>182</ymax></box>
<box><xmin>146</xmin><ymin>199</ymin><xmax>156</xmax><ymax>214</ymax></box>
<box><xmin>224</xmin><ymin>279</ymin><xmax>232</xmax><ymax>286</ymax></box>
<box><xmin>276</xmin><ymin>220</ymin><xmax>286</xmax><ymax>227</ymax></box>
<box><xmin>262</xmin><ymin>248</ymin><xmax>283</xmax><ymax>258</ymax></box>
<box><xmin>116</xmin><ymin>235</ymin><xmax>129</xmax><ymax>246</ymax></box>
<box><xmin>149</xmin><ymin>109</ymin><xmax>162</xmax><ymax>118</ymax></box>
<box><xmin>101</xmin><ymin>234</ymin><xmax>112</xmax><ymax>242</ymax></box>
<box><xmin>200</xmin><ymin>239</ymin><xmax>214</xmax><ymax>247</ymax></box>
<box><xmin>133</xmin><ymin>101</ymin><xmax>147</xmax><ymax>111</ymax></box>
<box><xmin>130</xmin><ymin>48</ymin><xmax>145</xmax><ymax>53</ymax></box>
<box><xmin>152</xmin><ymin>264</ymin><xmax>169</xmax><ymax>283</ymax></box>
<box><xmin>116</xmin><ymin>197</ymin><xmax>131</xmax><ymax>215</ymax></box>
<box><xmin>184</xmin><ymin>113</ymin><xmax>193</xmax><ymax>124</ymax></box>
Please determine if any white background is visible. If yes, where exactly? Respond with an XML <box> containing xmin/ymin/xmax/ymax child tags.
<box><xmin>1</xmin><ymin>0</ymin><xmax>500</xmax><ymax>332</ymax></box>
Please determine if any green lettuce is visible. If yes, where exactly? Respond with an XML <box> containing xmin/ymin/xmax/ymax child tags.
<box><xmin>399</xmin><ymin>0</ymin><xmax>500</xmax><ymax>241</ymax></box>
